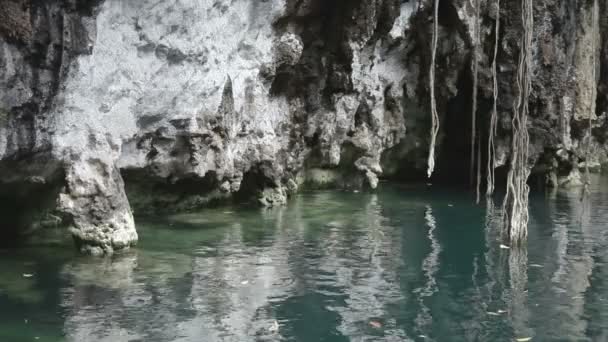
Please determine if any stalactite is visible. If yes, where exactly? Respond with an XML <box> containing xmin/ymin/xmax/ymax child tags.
<box><xmin>427</xmin><ymin>0</ymin><xmax>440</xmax><ymax>178</ymax></box>
<box><xmin>470</xmin><ymin>0</ymin><xmax>481</xmax><ymax>190</ymax></box>
<box><xmin>486</xmin><ymin>0</ymin><xmax>500</xmax><ymax>197</ymax></box>
<box><xmin>501</xmin><ymin>0</ymin><xmax>533</xmax><ymax>244</ymax></box>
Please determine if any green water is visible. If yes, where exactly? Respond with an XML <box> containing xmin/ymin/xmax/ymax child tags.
<box><xmin>1</xmin><ymin>181</ymin><xmax>608</xmax><ymax>341</ymax></box>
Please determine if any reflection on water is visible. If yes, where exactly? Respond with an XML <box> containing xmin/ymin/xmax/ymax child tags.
<box><xmin>413</xmin><ymin>205</ymin><xmax>440</xmax><ymax>339</ymax></box>
<box><xmin>1</xmin><ymin>180</ymin><xmax>608</xmax><ymax>341</ymax></box>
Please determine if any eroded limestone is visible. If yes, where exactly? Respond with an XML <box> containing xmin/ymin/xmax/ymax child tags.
<box><xmin>1</xmin><ymin>0</ymin><xmax>607</xmax><ymax>254</ymax></box>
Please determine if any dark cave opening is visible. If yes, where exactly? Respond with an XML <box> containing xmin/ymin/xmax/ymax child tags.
<box><xmin>429</xmin><ymin>54</ymin><xmax>500</xmax><ymax>191</ymax></box>
<box><xmin>235</xmin><ymin>168</ymin><xmax>268</xmax><ymax>203</ymax></box>
<box><xmin>0</xmin><ymin>195</ymin><xmax>30</xmax><ymax>246</ymax></box>
<box><xmin>438</xmin><ymin>0</ymin><xmax>463</xmax><ymax>30</ymax></box>
<box><xmin>0</xmin><ymin>180</ymin><xmax>63</xmax><ymax>248</ymax></box>
<box><xmin>121</xmin><ymin>169</ymin><xmax>228</xmax><ymax>215</ymax></box>
<box><xmin>234</xmin><ymin>162</ymin><xmax>286</xmax><ymax>204</ymax></box>
<box><xmin>433</xmin><ymin>63</ymin><xmax>484</xmax><ymax>187</ymax></box>
<box><xmin>381</xmin><ymin>0</ymin><xmax>487</xmax><ymax>188</ymax></box>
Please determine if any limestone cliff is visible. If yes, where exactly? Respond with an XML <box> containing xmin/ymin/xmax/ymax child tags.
<box><xmin>1</xmin><ymin>0</ymin><xmax>606</xmax><ymax>254</ymax></box>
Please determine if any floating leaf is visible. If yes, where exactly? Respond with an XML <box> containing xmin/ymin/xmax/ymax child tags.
<box><xmin>269</xmin><ymin>320</ymin><xmax>279</xmax><ymax>333</ymax></box>
<box><xmin>369</xmin><ymin>320</ymin><xmax>382</xmax><ymax>328</ymax></box>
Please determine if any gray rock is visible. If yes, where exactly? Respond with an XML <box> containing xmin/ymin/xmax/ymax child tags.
<box><xmin>1</xmin><ymin>0</ymin><xmax>607</xmax><ymax>254</ymax></box>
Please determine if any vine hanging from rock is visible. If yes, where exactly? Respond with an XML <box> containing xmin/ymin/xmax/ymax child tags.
<box><xmin>501</xmin><ymin>0</ymin><xmax>534</xmax><ymax>244</ymax></box>
<box><xmin>471</xmin><ymin>0</ymin><xmax>481</xmax><ymax>201</ymax></box>
<box><xmin>427</xmin><ymin>0</ymin><xmax>440</xmax><ymax>178</ymax></box>
<box><xmin>487</xmin><ymin>0</ymin><xmax>500</xmax><ymax>197</ymax></box>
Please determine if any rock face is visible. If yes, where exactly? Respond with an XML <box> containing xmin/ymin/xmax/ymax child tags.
<box><xmin>1</xmin><ymin>0</ymin><xmax>607</xmax><ymax>254</ymax></box>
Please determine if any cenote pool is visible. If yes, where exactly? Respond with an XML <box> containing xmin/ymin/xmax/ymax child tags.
<box><xmin>1</xmin><ymin>180</ymin><xmax>607</xmax><ymax>341</ymax></box>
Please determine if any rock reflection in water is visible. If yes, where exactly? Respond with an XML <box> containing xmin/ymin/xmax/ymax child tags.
<box><xmin>2</xmin><ymin>185</ymin><xmax>608</xmax><ymax>341</ymax></box>
<box><xmin>526</xmin><ymin>176</ymin><xmax>608</xmax><ymax>340</ymax></box>
<box><xmin>61</xmin><ymin>251</ymin><xmax>195</xmax><ymax>341</ymax></box>
<box><xmin>328</xmin><ymin>195</ymin><xmax>408</xmax><ymax>341</ymax></box>
<box><xmin>54</xmin><ymin>192</ymin><xmax>416</xmax><ymax>341</ymax></box>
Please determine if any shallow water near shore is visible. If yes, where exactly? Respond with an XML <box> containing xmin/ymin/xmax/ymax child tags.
<box><xmin>1</xmin><ymin>180</ymin><xmax>608</xmax><ymax>341</ymax></box>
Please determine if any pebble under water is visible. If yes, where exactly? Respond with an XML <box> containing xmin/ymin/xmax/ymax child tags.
<box><xmin>1</xmin><ymin>180</ymin><xmax>608</xmax><ymax>341</ymax></box>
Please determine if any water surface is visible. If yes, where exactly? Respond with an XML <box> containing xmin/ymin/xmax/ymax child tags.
<box><xmin>1</xmin><ymin>180</ymin><xmax>608</xmax><ymax>341</ymax></box>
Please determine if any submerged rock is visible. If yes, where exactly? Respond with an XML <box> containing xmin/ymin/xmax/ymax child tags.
<box><xmin>1</xmin><ymin>0</ymin><xmax>607</xmax><ymax>253</ymax></box>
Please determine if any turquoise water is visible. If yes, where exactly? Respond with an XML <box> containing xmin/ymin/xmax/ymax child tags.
<box><xmin>1</xmin><ymin>180</ymin><xmax>608</xmax><ymax>341</ymax></box>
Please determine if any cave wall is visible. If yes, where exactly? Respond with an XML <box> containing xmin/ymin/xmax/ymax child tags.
<box><xmin>1</xmin><ymin>0</ymin><xmax>607</xmax><ymax>254</ymax></box>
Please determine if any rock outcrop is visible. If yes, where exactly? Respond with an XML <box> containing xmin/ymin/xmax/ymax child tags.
<box><xmin>1</xmin><ymin>0</ymin><xmax>607</xmax><ymax>254</ymax></box>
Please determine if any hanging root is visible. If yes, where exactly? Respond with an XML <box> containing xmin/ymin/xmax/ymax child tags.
<box><xmin>470</xmin><ymin>0</ymin><xmax>480</xmax><ymax>191</ymax></box>
<box><xmin>427</xmin><ymin>0</ymin><xmax>440</xmax><ymax>178</ymax></box>
<box><xmin>487</xmin><ymin>0</ymin><xmax>500</xmax><ymax>197</ymax></box>
<box><xmin>582</xmin><ymin>0</ymin><xmax>599</xmax><ymax>200</ymax></box>
<box><xmin>476</xmin><ymin>130</ymin><xmax>482</xmax><ymax>203</ymax></box>
<box><xmin>501</xmin><ymin>0</ymin><xmax>533</xmax><ymax>244</ymax></box>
